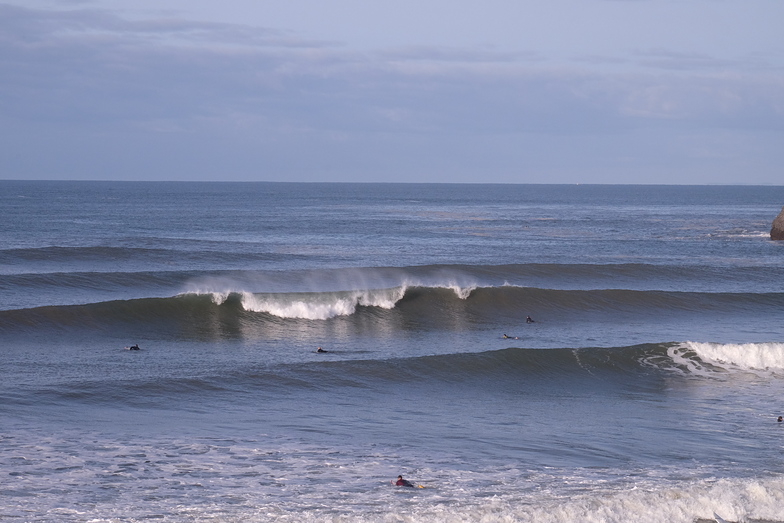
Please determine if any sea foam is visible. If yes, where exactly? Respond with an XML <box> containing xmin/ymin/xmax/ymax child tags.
<box><xmin>187</xmin><ymin>279</ymin><xmax>479</xmax><ymax>320</ymax></box>
<box><xmin>239</xmin><ymin>288</ymin><xmax>406</xmax><ymax>320</ymax></box>
<box><xmin>678</xmin><ymin>341</ymin><xmax>784</xmax><ymax>373</ymax></box>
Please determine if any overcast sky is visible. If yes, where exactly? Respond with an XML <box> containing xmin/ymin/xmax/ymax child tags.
<box><xmin>1</xmin><ymin>0</ymin><xmax>783</xmax><ymax>183</ymax></box>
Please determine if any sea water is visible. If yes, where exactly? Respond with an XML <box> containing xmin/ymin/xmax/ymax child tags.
<box><xmin>1</xmin><ymin>181</ymin><xmax>784</xmax><ymax>522</ymax></box>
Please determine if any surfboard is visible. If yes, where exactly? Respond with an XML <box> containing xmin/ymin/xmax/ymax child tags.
<box><xmin>713</xmin><ymin>513</ymin><xmax>727</xmax><ymax>523</ymax></box>
<box><xmin>390</xmin><ymin>480</ymin><xmax>425</xmax><ymax>488</ymax></box>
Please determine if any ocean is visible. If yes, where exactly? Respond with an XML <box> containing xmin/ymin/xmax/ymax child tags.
<box><xmin>1</xmin><ymin>181</ymin><xmax>783</xmax><ymax>522</ymax></box>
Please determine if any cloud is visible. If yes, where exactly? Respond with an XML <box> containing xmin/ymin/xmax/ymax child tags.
<box><xmin>631</xmin><ymin>48</ymin><xmax>772</xmax><ymax>73</ymax></box>
<box><xmin>0</xmin><ymin>3</ymin><xmax>783</xmax><ymax>182</ymax></box>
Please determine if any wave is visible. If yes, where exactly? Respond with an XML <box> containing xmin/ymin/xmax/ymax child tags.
<box><xmin>369</xmin><ymin>342</ymin><xmax>784</xmax><ymax>383</ymax></box>
<box><xmin>223</xmin><ymin>288</ymin><xmax>406</xmax><ymax>320</ymax></box>
<box><xmin>671</xmin><ymin>341</ymin><xmax>784</xmax><ymax>374</ymax></box>
<box><xmin>3</xmin><ymin>262</ymin><xmax>783</xmax><ymax>314</ymax></box>
<box><xmin>197</xmin><ymin>281</ymin><xmax>475</xmax><ymax>320</ymax></box>
<box><xmin>2</xmin><ymin>284</ymin><xmax>783</xmax><ymax>335</ymax></box>
<box><xmin>9</xmin><ymin>343</ymin><xmax>784</xmax><ymax>409</ymax></box>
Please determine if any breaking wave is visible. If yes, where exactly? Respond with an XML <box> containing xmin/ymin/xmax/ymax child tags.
<box><xmin>197</xmin><ymin>283</ymin><xmax>474</xmax><ymax>320</ymax></box>
<box><xmin>1</xmin><ymin>282</ymin><xmax>783</xmax><ymax>335</ymax></box>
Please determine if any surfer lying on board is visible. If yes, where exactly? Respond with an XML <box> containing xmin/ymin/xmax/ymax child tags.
<box><xmin>502</xmin><ymin>334</ymin><xmax>519</xmax><ymax>340</ymax></box>
<box><xmin>316</xmin><ymin>347</ymin><xmax>328</xmax><ymax>353</ymax></box>
<box><xmin>128</xmin><ymin>344</ymin><xmax>140</xmax><ymax>351</ymax></box>
<box><xmin>394</xmin><ymin>475</ymin><xmax>415</xmax><ymax>487</ymax></box>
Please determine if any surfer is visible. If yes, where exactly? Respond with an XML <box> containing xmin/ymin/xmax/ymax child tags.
<box><xmin>778</xmin><ymin>416</ymin><xmax>782</xmax><ymax>423</ymax></box>
<box><xmin>316</xmin><ymin>347</ymin><xmax>328</xmax><ymax>353</ymax></box>
<box><xmin>129</xmin><ymin>344</ymin><xmax>140</xmax><ymax>351</ymax></box>
<box><xmin>394</xmin><ymin>475</ymin><xmax>415</xmax><ymax>488</ymax></box>
<box><xmin>526</xmin><ymin>316</ymin><xmax>535</xmax><ymax>323</ymax></box>
<box><xmin>502</xmin><ymin>334</ymin><xmax>519</xmax><ymax>340</ymax></box>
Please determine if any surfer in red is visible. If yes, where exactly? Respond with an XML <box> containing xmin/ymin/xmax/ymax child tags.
<box><xmin>395</xmin><ymin>475</ymin><xmax>415</xmax><ymax>487</ymax></box>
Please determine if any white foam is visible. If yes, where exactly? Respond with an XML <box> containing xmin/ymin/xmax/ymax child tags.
<box><xmin>272</xmin><ymin>473</ymin><xmax>784</xmax><ymax>523</ymax></box>
<box><xmin>446</xmin><ymin>282</ymin><xmax>476</xmax><ymax>300</ymax></box>
<box><xmin>183</xmin><ymin>276</ymin><xmax>481</xmax><ymax>319</ymax></box>
<box><xmin>400</xmin><ymin>278</ymin><xmax>477</xmax><ymax>300</ymax></box>
<box><xmin>5</xmin><ymin>427</ymin><xmax>784</xmax><ymax>523</ymax></box>
<box><xmin>208</xmin><ymin>291</ymin><xmax>231</xmax><ymax>305</ymax></box>
<box><xmin>436</xmin><ymin>475</ymin><xmax>784</xmax><ymax>523</ymax></box>
<box><xmin>683</xmin><ymin>341</ymin><xmax>784</xmax><ymax>372</ymax></box>
<box><xmin>240</xmin><ymin>288</ymin><xmax>406</xmax><ymax>320</ymax></box>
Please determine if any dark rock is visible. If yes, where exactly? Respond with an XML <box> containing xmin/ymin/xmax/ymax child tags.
<box><xmin>772</xmin><ymin>207</ymin><xmax>784</xmax><ymax>240</ymax></box>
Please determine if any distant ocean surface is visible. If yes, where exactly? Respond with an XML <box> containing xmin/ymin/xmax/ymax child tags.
<box><xmin>1</xmin><ymin>181</ymin><xmax>784</xmax><ymax>523</ymax></box>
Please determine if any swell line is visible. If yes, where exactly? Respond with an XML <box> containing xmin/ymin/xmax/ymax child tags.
<box><xmin>1</xmin><ymin>285</ymin><xmax>781</xmax><ymax>336</ymax></box>
<box><xmin>6</xmin><ymin>343</ymin><xmax>783</xmax><ymax>408</ymax></box>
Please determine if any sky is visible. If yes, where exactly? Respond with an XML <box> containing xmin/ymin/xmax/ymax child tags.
<box><xmin>1</xmin><ymin>0</ymin><xmax>783</xmax><ymax>184</ymax></box>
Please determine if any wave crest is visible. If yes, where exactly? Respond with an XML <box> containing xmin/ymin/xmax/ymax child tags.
<box><xmin>241</xmin><ymin>288</ymin><xmax>406</xmax><ymax>320</ymax></box>
<box><xmin>187</xmin><ymin>280</ymin><xmax>478</xmax><ymax>320</ymax></box>
<box><xmin>680</xmin><ymin>341</ymin><xmax>784</xmax><ymax>372</ymax></box>
<box><xmin>190</xmin><ymin>287</ymin><xmax>406</xmax><ymax>320</ymax></box>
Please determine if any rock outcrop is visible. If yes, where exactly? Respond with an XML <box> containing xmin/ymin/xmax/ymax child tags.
<box><xmin>772</xmin><ymin>207</ymin><xmax>784</xmax><ymax>240</ymax></box>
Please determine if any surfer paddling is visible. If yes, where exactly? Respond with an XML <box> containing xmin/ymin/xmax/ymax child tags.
<box><xmin>316</xmin><ymin>347</ymin><xmax>328</xmax><ymax>353</ymax></box>
<box><xmin>393</xmin><ymin>475</ymin><xmax>420</xmax><ymax>488</ymax></box>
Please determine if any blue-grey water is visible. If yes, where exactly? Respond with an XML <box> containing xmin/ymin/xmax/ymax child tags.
<box><xmin>1</xmin><ymin>181</ymin><xmax>784</xmax><ymax>522</ymax></box>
